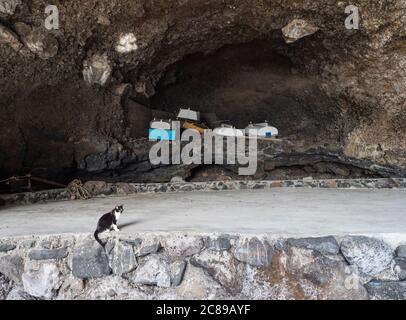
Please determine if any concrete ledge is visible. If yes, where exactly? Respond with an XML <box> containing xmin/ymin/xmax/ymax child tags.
<box><xmin>1</xmin><ymin>232</ymin><xmax>405</xmax><ymax>300</ymax></box>
<box><xmin>1</xmin><ymin>178</ymin><xmax>406</xmax><ymax>206</ymax></box>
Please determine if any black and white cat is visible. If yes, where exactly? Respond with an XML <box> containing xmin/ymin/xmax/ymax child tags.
<box><xmin>94</xmin><ymin>205</ymin><xmax>124</xmax><ymax>247</ymax></box>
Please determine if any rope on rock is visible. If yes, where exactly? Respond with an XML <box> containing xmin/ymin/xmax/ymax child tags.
<box><xmin>67</xmin><ymin>179</ymin><xmax>92</xmax><ymax>200</ymax></box>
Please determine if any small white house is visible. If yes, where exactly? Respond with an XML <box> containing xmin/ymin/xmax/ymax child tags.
<box><xmin>150</xmin><ymin>119</ymin><xmax>171</xmax><ymax>130</ymax></box>
<box><xmin>177</xmin><ymin>108</ymin><xmax>200</xmax><ymax>122</ymax></box>
<box><xmin>245</xmin><ymin>121</ymin><xmax>278</xmax><ymax>138</ymax></box>
<box><xmin>213</xmin><ymin>124</ymin><xmax>245</xmax><ymax>137</ymax></box>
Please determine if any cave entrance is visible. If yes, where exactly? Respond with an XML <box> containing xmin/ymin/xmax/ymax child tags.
<box><xmin>140</xmin><ymin>40</ymin><xmax>380</xmax><ymax>181</ymax></box>
<box><xmin>149</xmin><ymin>40</ymin><xmax>341</xmax><ymax>147</ymax></box>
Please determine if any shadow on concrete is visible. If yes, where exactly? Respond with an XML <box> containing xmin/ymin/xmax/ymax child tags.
<box><xmin>119</xmin><ymin>220</ymin><xmax>142</xmax><ymax>230</ymax></box>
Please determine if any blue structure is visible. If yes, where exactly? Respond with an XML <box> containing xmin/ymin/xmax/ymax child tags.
<box><xmin>148</xmin><ymin>129</ymin><xmax>176</xmax><ymax>141</ymax></box>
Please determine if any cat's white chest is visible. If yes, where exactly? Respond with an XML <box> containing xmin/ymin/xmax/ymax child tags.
<box><xmin>114</xmin><ymin>211</ymin><xmax>121</xmax><ymax>220</ymax></box>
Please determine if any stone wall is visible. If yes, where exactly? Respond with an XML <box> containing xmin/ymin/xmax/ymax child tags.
<box><xmin>1</xmin><ymin>233</ymin><xmax>406</xmax><ymax>300</ymax></box>
<box><xmin>1</xmin><ymin>178</ymin><xmax>406</xmax><ymax>206</ymax></box>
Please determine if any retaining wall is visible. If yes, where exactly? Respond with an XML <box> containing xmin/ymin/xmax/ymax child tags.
<box><xmin>1</xmin><ymin>232</ymin><xmax>406</xmax><ymax>300</ymax></box>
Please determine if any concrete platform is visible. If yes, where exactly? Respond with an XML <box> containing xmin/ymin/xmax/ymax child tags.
<box><xmin>1</xmin><ymin>188</ymin><xmax>406</xmax><ymax>237</ymax></box>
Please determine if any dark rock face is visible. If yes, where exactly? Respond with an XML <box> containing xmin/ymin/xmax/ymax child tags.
<box><xmin>204</xmin><ymin>236</ymin><xmax>232</xmax><ymax>252</ymax></box>
<box><xmin>71</xmin><ymin>241</ymin><xmax>111</xmax><ymax>279</ymax></box>
<box><xmin>287</xmin><ymin>236</ymin><xmax>339</xmax><ymax>255</ymax></box>
<box><xmin>28</xmin><ymin>248</ymin><xmax>68</xmax><ymax>260</ymax></box>
<box><xmin>233</xmin><ymin>238</ymin><xmax>273</xmax><ymax>267</ymax></box>
<box><xmin>365</xmin><ymin>281</ymin><xmax>406</xmax><ymax>300</ymax></box>
<box><xmin>0</xmin><ymin>243</ymin><xmax>16</xmax><ymax>252</ymax></box>
<box><xmin>0</xmin><ymin>0</ymin><xmax>405</xmax><ymax>186</ymax></box>
<box><xmin>340</xmin><ymin>236</ymin><xmax>394</xmax><ymax>276</ymax></box>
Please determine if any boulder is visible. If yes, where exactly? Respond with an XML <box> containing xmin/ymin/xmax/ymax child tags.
<box><xmin>125</xmin><ymin>254</ymin><xmax>171</xmax><ymax>287</ymax></box>
<box><xmin>137</xmin><ymin>243</ymin><xmax>161</xmax><ymax>257</ymax></box>
<box><xmin>365</xmin><ymin>281</ymin><xmax>406</xmax><ymax>300</ymax></box>
<box><xmin>287</xmin><ymin>236</ymin><xmax>339</xmax><ymax>255</ymax></box>
<box><xmin>204</xmin><ymin>236</ymin><xmax>232</xmax><ymax>252</ymax></box>
<box><xmin>191</xmin><ymin>250</ymin><xmax>244</xmax><ymax>295</ymax></box>
<box><xmin>0</xmin><ymin>273</ymin><xmax>13</xmax><ymax>299</ymax></box>
<box><xmin>340</xmin><ymin>236</ymin><xmax>394</xmax><ymax>276</ymax></box>
<box><xmin>115</xmin><ymin>33</ymin><xmax>138</xmax><ymax>53</ymax></box>
<box><xmin>22</xmin><ymin>263</ymin><xmax>62</xmax><ymax>299</ymax></box>
<box><xmin>28</xmin><ymin>248</ymin><xmax>68</xmax><ymax>260</ymax></box>
<box><xmin>170</xmin><ymin>260</ymin><xmax>187</xmax><ymax>287</ymax></box>
<box><xmin>0</xmin><ymin>243</ymin><xmax>16</xmax><ymax>252</ymax></box>
<box><xmin>83</xmin><ymin>53</ymin><xmax>112</xmax><ymax>86</ymax></box>
<box><xmin>281</xmin><ymin>19</ymin><xmax>319</xmax><ymax>44</ymax></box>
<box><xmin>71</xmin><ymin>240</ymin><xmax>111</xmax><ymax>278</ymax></box>
<box><xmin>396</xmin><ymin>245</ymin><xmax>406</xmax><ymax>259</ymax></box>
<box><xmin>0</xmin><ymin>0</ymin><xmax>21</xmax><ymax>15</ymax></box>
<box><xmin>394</xmin><ymin>258</ymin><xmax>406</xmax><ymax>280</ymax></box>
<box><xmin>163</xmin><ymin>235</ymin><xmax>203</xmax><ymax>258</ymax></box>
<box><xmin>0</xmin><ymin>255</ymin><xmax>24</xmax><ymax>282</ymax></box>
<box><xmin>233</xmin><ymin>237</ymin><xmax>273</xmax><ymax>267</ymax></box>
<box><xmin>0</xmin><ymin>24</ymin><xmax>23</xmax><ymax>51</ymax></box>
<box><xmin>105</xmin><ymin>239</ymin><xmax>137</xmax><ymax>276</ymax></box>
<box><xmin>6</xmin><ymin>285</ymin><xmax>38</xmax><ymax>300</ymax></box>
<box><xmin>17</xmin><ymin>25</ymin><xmax>58</xmax><ymax>59</ymax></box>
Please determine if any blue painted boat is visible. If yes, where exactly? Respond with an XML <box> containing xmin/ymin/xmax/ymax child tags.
<box><xmin>148</xmin><ymin>129</ymin><xmax>176</xmax><ymax>141</ymax></box>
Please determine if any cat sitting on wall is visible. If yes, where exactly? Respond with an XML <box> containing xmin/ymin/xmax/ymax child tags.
<box><xmin>94</xmin><ymin>205</ymin><xmax>124</xmax><ymax>247</ymax></box>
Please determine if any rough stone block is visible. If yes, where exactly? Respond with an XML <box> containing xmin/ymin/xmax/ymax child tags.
<box><xmin>72</xmin><ymin>240</ymin><xmax>111</xmax><ymax>278</ymax></box>
<box><xmin>233</xmin><ymin>237</ymin><xmax>273</xmax><ymax>267</ymax></box>
<box><xmin>340</xmin><ymin>236</ymin><xmax>394</xmax><ymax>276</ymax></box>
<box><xmin>0</xmin><ymin>255</ymin><xmax>24</xmax><ymax>282</ymax></box>
<box><xmin>28</xmin><ymin>248</ymin><xmax>68</xmax><ymax>260</ymax></box>
<box><xmin>287</xmin><ymin>236</ymin><xmax>339</xmax><ymax>255</ymax></box>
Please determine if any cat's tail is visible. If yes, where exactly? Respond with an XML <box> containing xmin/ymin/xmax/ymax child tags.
<box><xmin>94</xmin><ymin>230</ymin><xmax>105</xmax><ymax>247</ymax></box>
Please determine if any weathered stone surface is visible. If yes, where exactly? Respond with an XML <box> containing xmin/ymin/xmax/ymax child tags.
<box><xmin>287</xmin><ymin>236</ymin><xmax>339</xmax><ymax>255</ymax></box>
<box><xmin>83</xmin><ymin>53</ymin><xmax>112</xmax><ymax>86</ymax></box>
<box><xmin>122</xmin><ymin>238</ymin><xmax>142</xmax><ymax>247</ymax></box>
<box><xmin>6</xmin><ymin>285</ymin><xmax>37</xmax><ymax>300</ymax></box>
<box><xmin>251</xmin><ymin>247</ymin><xmax>368</xmax><ymax>300</ymax></box>
<box><xmin>396</xmin><ymin>245</ymin><xmax>406</xmax><ymax>259</ymax></box>
<box><xmin>163</xmin><ymin>235</ymin><xmax>204</xmax><ymax>257</ymax></box>
<box><xmin>0</xmin><ymin>243</ymin><xmax>16</xmax><ymax>252</ymax></box>
<box><xmin>22</xmin><ymin>263</ymin><xmax>62</xmax><ymax>299</ymax></box>
<box><xmin>394</xmin><ymin>258</ymin><xmax>406</xmax><ymax>281</ymax></box>
<box><xmin>18</xmin><ymin>26</ymin><xmax>58</xmax><ymax>59</ymax></box>
<box><xmin>106</xmin><ymin>239</ymin><xmax>137</xmax><ymax>276</ymax></box>
<box><xmin>233</xmin><ymin>237</ymin><xmax>273</xmax><ymax>267</ymax></box>
<box><xmin>71</xmin><ymin>240</ymin><xmax>111</xmax><ymax>278</ymax></box>
<box><xmin>137</xmin><ymin>243</ymin><xmax>161</xmax><ymax>257</ymax></box>
<box><xmin>0</xmin><ymin>255</ymin><xmax>24</xmax><ymax>282</ymax></box>
<box><xmin>0</xmin><ymin>0</ymin><xmax>21</xmax><ymax>15</ymax></box>
<box><xmin>191</xmin><ymin>250</ymin><xmax>244</xmax><ymax>295</ymax></box>
<box><xmin>176</xmin><ymin>264</ymin><xmax>225</xmax><ymax>300</ymax></box>
<box><xmin>365</xmin><ymin>281</ymin><xmax>406</xmax><ymax>300</ymax></box>
<box><xmin>125</xmin><ymin>254</ymin><xmax>171</xmax><ymax>287</ymax></box>
<box><xmin>0</xmin><ymin>273</ymin><xmax>13</xmax><ymax>299</ymax></box>
<box><xmin>170</xmin><ymin>260</ymin><xmax>187</xmax><ymax>287</ymax></box>
<box><xmin>83</xmin><ymin>180</ymin><xmax>112</xmax><ymax>195</ymax></box>
<box><xmin>340</xmin><ymin>236</ymin><xmax>394</xmax><ymax>276</ymax></box>
<box><xmin>281</xmin><ymin>19</ymin><xmax>319</xmax><ymax>43</ymax></box>
<box><xmin>0</xmin><ymin>24</ymin><xmax>23</xmax><ymax>51</ymax></box>
<box><xmin>115</xmin><ymin>33</ymin><xmax>138</xmax><ymax>53</ymax></box>
<box><xmin>85</xmin><ymin>153</ymin><xmax>107</xmax><ymax>172</ymax></box>
<box><xmin>28</xmin><ymin>248</ymin><xmax>68</xmax><ymax>260</ymax></box>
<box><xmin>204</xmin><ymin>236</ymin><xmax>231</xmax><ymax>252</ymax></box>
